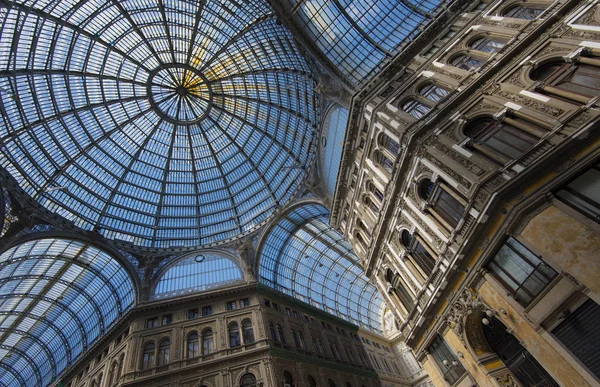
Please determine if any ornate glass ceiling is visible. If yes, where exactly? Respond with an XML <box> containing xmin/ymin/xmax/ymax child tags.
<box><xmin>0</xmin><ymin>0</ymin><xmax>318</xmax><ymax>249</ymax></box>
<box><xmin>259</xmin><ymin>203</ymin><xmax>384</xmax><ymax>333</ymax></box>
<box><xmin>0</xmin><ymin>238</ymin><xmax>135</xmax><ymax>387</ymax></box>
<box><xmin>321</xmin><ymin>104</ymin><xmax>348</xmax><ymax>197</ymax></box>
<box><xmin>282</xmin><ymin>0</ymin><xmax>444</xmax><ymax>85</ymax></box>
<box><xmin>152</xmin><ymin>253</ymin><xmax>243</xmax><ymax>300</ymax></box>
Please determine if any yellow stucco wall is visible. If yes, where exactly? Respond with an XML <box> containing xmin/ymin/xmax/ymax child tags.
<box><xmin>478</xmin><ymin>281</ymin><xmax>591</xmax><ymax>387</ymax></box>
<box><xmin>520</xmin><ymin>205</ymin><xmax>600</xmax><ymax>303</ymax></box>
<box><xmin>422</xmin><ymin>357</ymin><xmax>447</xmax><ymax>387</ymax></box>
<box><xmin>443</xmin><ymin>329</ymin><xmax>494</xmax><ymax>387</ymax></box>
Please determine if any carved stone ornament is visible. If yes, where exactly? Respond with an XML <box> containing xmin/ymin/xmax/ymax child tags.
<box><xmin>445</xmin><ymin>288</ymin><xmax>485</xmax><ymax>335</ymax></box>
<box><xmin>495</xmin><ymin>372</ymin><xmax>519</xmax><ymax>387</ymax></box>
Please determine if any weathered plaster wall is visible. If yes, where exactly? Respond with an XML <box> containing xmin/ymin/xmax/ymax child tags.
<box><xmin>520</xmin><ymin>205</ymin><xmax>600</xmax><ymax>303</ymax></box>
<box><xmin>422</xmin><ymin>357</ymin><xmax>447</xmax><ymax>387</ymax></box>
<box><xmin>478</xmin><ymin>281</ymin><xmax>591</xmax><ymax>387</ymax></box>
<box><xmin>443</xmin><ymin>329</ymin><xmax>496</xmax><ymax>387</ymax></box>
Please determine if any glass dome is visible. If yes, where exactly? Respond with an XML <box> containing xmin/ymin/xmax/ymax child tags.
<box><xmin>259</xmin><ymin>203</ymin><xmax>384</xmax><ymax>333</ymax></box>
<box><xmin>0</xmin><ymin>0</ymin><xmax>319</xmax><ymax>249</ymax></box>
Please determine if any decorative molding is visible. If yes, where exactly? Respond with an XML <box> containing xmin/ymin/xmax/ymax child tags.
<box><xmin>444</xmin><ymin>288</ymin><xmax>485</xmax><ymax>336</ymax></box>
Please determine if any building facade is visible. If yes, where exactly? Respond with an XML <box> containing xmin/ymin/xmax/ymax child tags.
<box><xmin>331</xmin><ymin>0</ymin><xmax>600</xmax><ymax>385</ymax></box>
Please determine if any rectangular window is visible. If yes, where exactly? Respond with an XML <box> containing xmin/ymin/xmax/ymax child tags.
<box><xmin>293</xmin><ymin>311</ymin><xmax>300</xmax><ymax>319</ymax></box>
<box><xmin>202</xmin><ymin>306</ymin><xmax>212</xmax><ymax>316</ymax></box>
<box><xmin>147</xmin><ymin>318</ymin><xmax>158</xmax><ymax>328</ymax></box>
<box><xmin>428</xmin><ymin>335</ymin><xmax>466</xmax><ymax>385</ymax></box>
<box><xmin>555</xmin><ymin>162</ymin><xmax>600</xmax><ymax>223</ymax></box>
<box><xmin>227</xmin><ymin>301</ymin><xmax>237</xmax><ymax>311</ymax></box>
<box><xmin>432</xmin><ymin>184</ymin><xmax>465</xmax><ymax>229</ymax></box>
<box><xmin>272</xmin><ymin>302</ymin><xmax>279</xmax><ymax>311</ymax></box>
<box><xmin>488</xmin><ymin>237</ymin><xmax>557</xmax><ymax>307</ymax></box>
<box><xmin>264</xmin><ymin>300</ymin><xmax>271</xmax><ymax>307</ymax></box>
<box><xmin>239</xmin><ymin>298</ymin><xmax>249</xmax><ymax>308</ymax></box>
<box><xmin>552</xmin><ymin>299</ymin><xmax>600</xmax><ymax>379</ymax></box>
<box><xmin>286</xmin><ymin>307</ymin><xmax>291</xmax><ymax>316</ymax></box>
<box><xmin>188</xmin><ymin>308</ymin><xmax>198</xmax><ymax>319</ymax></box>
<box><xmin>161</xmin><ymin>314</ymin><xmax>172</xmax><ymax>325</ymax></box>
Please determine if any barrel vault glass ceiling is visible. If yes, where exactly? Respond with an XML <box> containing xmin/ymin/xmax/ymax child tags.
<box><xmin>259</xmin><ymin>203</ymin><xmax>384</xmax><ymax>334</ymax></box>
<box><xmin>0</xmin><ymin>0</ymin><xmax>319</xmax><ymax>250</ymax></box>
<box><xmin>281</xmin><ymin>0</ymin><xmax>445</xmax><ymax>85</ymax></box>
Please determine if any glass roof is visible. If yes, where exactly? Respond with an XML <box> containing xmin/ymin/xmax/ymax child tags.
<box><xmin>0</xmin><ymin>238</ymin><xmax>135</xmax><ymax>387</ymax></box>
<box><xmin>321</xmin><ymin>105</ymin><xmax>348</xmax><ymax>197</ymax></box>
<box><xmin>152</xmin><ymin>253</ymin><xmax>243</xmax><ymax>300</ymax></box>
<box><xmin>0</xmin><ymin>0</ymin><xmax>318</xmax><ymax>249</ymax></box>
<box><xmin>259</xmin><ymin>203</ymin><xmax>384</xmax><ymax>333</ymax></box>
<box><xmin>282</xmin><ymin>0</ymin><xmax>444</xmax><ymax>85</ymax></box>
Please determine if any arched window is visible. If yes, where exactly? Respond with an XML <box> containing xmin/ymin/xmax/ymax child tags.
<box><xmin>402</xmin><ymin>99</ymin><xmax>431</xmax><ymax>119</ymax></box>
<box><xmin>109</xmin><ymin>361</ymin><xmax>118</xmax><ymax>385</ymax></box>
<box><xmin>420</xmin><ymin>83</ymin><xmax>450</xmax><ymax>103</ymax></box>
<box><xmin>202</xmin><ymin>329</ymin><xmax>214</xmax><ymax>355</ymax></box>
<box><xmin>464</xmin><ymin>116</ymin><xmax>539</xmax><ymax>163</ymax></box>
<box><xmin>316</xmin><ymin>338</ymin><xmax>324</xmax><ymax>354</ymax></box>
<box><xmin>363</xmin><ymin>196</ymin><xmax>379</xmax><ymax>215</ymax></box>
<box><xmin>229</xmin><ymin>323</ymin><xmax>241</xmax><ymax>347</ymax></box>
<box><xmin>142</xmin><ymin>343</ymin><xmax>155</xmax><ymax>370</ymax></box>
<box><xmin>97</xmin><ymin>373</ymin><xmax>103</xmax><ymax>386</ymax></box>
<box><xmin>242</xmin><ymin>320</ymin><xmax>255</xmax><ymax>344</ymax></box>
<box><xmin>117</xmin><ymin>353</ymin><xmax>124</xmax><ymax>380</ymax></box>
<box><xmin>400</xmin><ymin>230</ymin><xmax>436</xmax><ymax>276</ymax></box>
<box><xmin>501</xmin><ymin>5</ymin><xmax>545</xmax><ymax>19</ymax></box>
<box><xmin>450</xmin><ymin>54</ymin><xmax>485</xmax><ymax>71</ymax></box>
<box><xmin>469</xmin><ymin>37</ymin><xmax>505</xmax><ymax>54</ymax></box>
<box><xmin>308</xmin><ymin>375</ymin><xmax>317</xmax><ymax>387</ymax></box>
<box><xmin>386</xmin><ymin>269</ymin><xmax>414</xmax><ymax>309</ymax></box>
<box><xmin>419</xmin><ymin>178</ymin><xmax>466</xmax><ymax>230</ymax></box>
<box><xmin>531</xmin><ymin>61</ymin><xmax>600</xmax><ymax>100</ymax></box>
<box><xmin>157</xmin><ymin>339</ymin><xmax>170</xmax><ymax>366</ymax></box>
<box><xmin>378</xmin><ymin>133</ymin><xmax>400</xmax><ymax>157</ymax></box>
<box><xmin>367</xmin><ymin>181</ymin><xmax>384</xmax><ymax>202</ymax></box>
<box><xmin>187</xmin><ymin>333</ymin><xmax>199</xmax><ymax>358</ymax></box>
<box><xmin>277</xmin><ymin>324</ymin><xmax>286</xmax><ymax>344</ymax></box>
<box><xmin>373</xmin><ymin>150</ymin><xmax>394</xmax><ymax>174</ymax></box>
<box><xmin>269</xmin><ymin>321</ymin><xmax>278</xmax><ymax>341</ymax></box>
<box><xmin>283</xmin><ymin>370</ymin><xmax>294</xmax><ymax>385</ymax></box>
<box><xmin>297</xmin><ymin>331</ymin><xmax>306</xmax><ymax>349</ymax></box>
<box><xmin>329</xmin><ymin>379</ymin><xmax>337</xmax><ymax>387</ymax></box>
<box><xmin>240</xmin><ymin>373</ymin><xmax>257</xmax><ymax>387</ymax></box>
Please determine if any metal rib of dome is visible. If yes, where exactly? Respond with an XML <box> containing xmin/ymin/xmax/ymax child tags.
<box><xmin>0</xmin><ymin>0</ymin><xmax>318</xmax><ymax>249</ymax></box>
<box><xmin>0</xmin><ymin>238</ymin><xmax>135</xmax><ymax>387</ymax></box>
<box><xmin>259</xmin><ymin>203</ymin><xmax>384</xmax><ymax>333</ymax></box>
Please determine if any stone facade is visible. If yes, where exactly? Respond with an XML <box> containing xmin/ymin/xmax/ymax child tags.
<box><xmin>332</xmin><ymin>0</ymin><xmax>600</xmax><ymax>385</ymax></box>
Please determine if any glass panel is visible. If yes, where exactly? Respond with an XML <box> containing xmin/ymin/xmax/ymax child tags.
<box><xmin>0</xmin><ymin>238</ymin><xmax>135</xmax><ymax>386</ymax></box>
<box><xmin>258</xmin><ymin>204</ymin><xmax>385</xmax><ymax>334</ymax></box>
<box><xmin>556</xmin><ymin>163</ymin><xmax>600</xmax><ymax>222</ymax></box>
<box><xmin>153</xmin><ymin>254</ymin><xmax>243</xmax><ymax>299</ymax></box>
<box><xmin>0</xmin><ymin>0</ymin><xmax>318</xmax><ymax>249</ymax></box>
<box><xmin>322</xmin><ymin>105</ymin><xmax>350</xmax><ymax>197</ymax></box>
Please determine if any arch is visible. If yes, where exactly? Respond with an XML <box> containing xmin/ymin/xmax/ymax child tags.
<box><xmin>142</xmin><ymin>342</ymin><xmax>156</xmax><ymax>370</ymax></box>
<box><xmin>229</xmin><ymin>322</ymin><xmax>241</xmax><ymax>347</ymax></box>
<box><xmin>152</xmin><ymin>252</ymin><xmax>244</xmax><ymax>299</ymax></box>
<box><xmin>283</xmin><ymin>370</ymin><xmax>294</xmax><ymax>385</ymax></box>
<box><xmin>257</xmin><ymin>202</ymin><xmax>385</xmax><ymax>333</ymax></box>
<box><xmin>419</xmin><ymin>83</ymin><xmax>450</xmax><ymax>103</ymax></box>
<box><xmin>402</xmin><ymin>98</ymin><xmax>431</xmax><ymax>119</ymax></box>
<box><xmin>417</xmin><ymin>178</ymin><xmax>434</xmax><ymax>201</ymax></box>
<box><xmin>500</xmin><ymin>4</ymin><xmax>546</xmax><ymax>19</ymax></box>
<box><xmin>308</xmin><ymin>375</ymin><xmax>317</xmax><ymax>387</ymax></box>
<box><xmin>328</xmin><ymin>379</ymin><xmax>337</xmax><ymax>387</ymax></box>
<box><xmin>202</xmin><ymin>328</ymin><xmax>214</xmax><ymax>355</ymax></box>
<box><xmin>449</xmin><ymin>53</ymin><xmax>485</xmax><ymax>71</ymax></box>
<box><xmin>242</xmin><ymin>319</ymin><xmax>255</xmax><ymax>344</ymax></box>
<box><xmin>0</xmin><ymin>238</ymin><xmax>136</xmax><ymax>387</ymax></box>
<box><xmin>373</xmin><ymin>150</ymin><xmax>394</xmax><ymax>174</ymax></box>
<box><xmin>187</xmin><ymin>332</ymin><xmax>199</xmax><ymax>358</ymax></box>
<box><xmin>464</xmin><ymin>116</ymin><xmax>539</xmax><ymax>163</ymax></box>
<box><xmin>157</xmin><ymin>339</ymin><xmax>170</xmax><ymax>366</ymax></box>
<box><xmin>321</xmin><ymin>104</ymin><xmax>350</xmax><ymax>197</ymax></box>
<box><xmin>531</xmin><ymin>60</ymin><xmax>600</xmax><ymax>99</ymax></box>
<box><xmin>240</xmin><ymin>373</ymin><xmax>257</xmax><ymax>387</ymax></box>
<box><xmin>469</xmin><ymin>36</ymin><xmax>506</xmax><ymax>54</ymax></box>
<box><xmin>377</xmin><ymin>132</ymin><xmax>400</xmax><ymax>158</ymax></box>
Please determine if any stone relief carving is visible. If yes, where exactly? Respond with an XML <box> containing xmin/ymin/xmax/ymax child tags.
<box><xmin>496</xmin><ymin>90</ymin><xmax>563</xmax><ymax>117</ymax></box>
<box><xmin>445</xmin><ymin>288</ymin><xmax>485</xmax><ymax>336</ymax></box>
<box><xmin>576</xmin><ymin>5</ymin><xmax>600</xmax><ymax>26</ymax></box>
<box><xmin>495</xmin><ymin>373</ymin><xmax>519</xmax><ymax>387</ymax></box>
<box><xmin>426</xmin><ymin>153</ymin><xmax>472</xmax><ymax>188</ymax></box>
<box><xmin>434</xmin><ymin>142</ymin><xmax>485</xmax><ymax>176</ymax></box>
